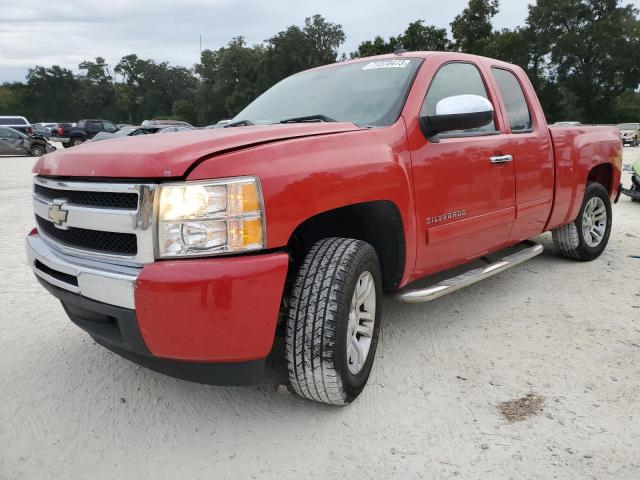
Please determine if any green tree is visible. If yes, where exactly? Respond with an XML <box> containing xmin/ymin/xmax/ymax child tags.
<box><xmin>352</xmin><ymin>20</ymin><xmax>449</xmax><ymax>57</ymax></box>
<box><xmin>526</xmin><ymin>0</ymin><xmax>640</xmax><ymax>122</ymax></box>
<box><xmin>450</xmin><ymin>0</ymin><xmax>500</xmax><ymax>54</ymax></box>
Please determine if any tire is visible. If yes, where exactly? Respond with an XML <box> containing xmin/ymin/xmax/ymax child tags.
<box><xmin>552</xmin><ymin>182</ymin><xmax>612</xmax><ymax>261</ymax></box>
<box><xmin>285</xmin><ymin>237</ymin><xmax>382</xmax><ymax>405</ymax></box>
<box><xmin>30</xmin><ymin>145</ymin><xmax>45</xmax><ymax>157</ymax></box>
<box><xmin>70</xmin><ymin>137</ymin><xmax>84</xmax><ymax>147</ymax></box>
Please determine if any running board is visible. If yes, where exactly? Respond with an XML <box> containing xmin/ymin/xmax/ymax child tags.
<box><xmin>395</xmin><ymin>240</ymin><xmax>544</xmax><ymax>303</ymax></box>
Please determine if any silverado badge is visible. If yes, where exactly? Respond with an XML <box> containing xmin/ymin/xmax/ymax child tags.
<box><xmin>426</xmin><ymin>210</ymin><xmax>466</xmax><ymax>225</ymax></box>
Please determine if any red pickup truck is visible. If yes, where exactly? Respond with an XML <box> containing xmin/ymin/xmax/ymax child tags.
<box><xmin>27</xmin><ymin>52</ymin><xmax>622</xmax><ymax>405</ymax></box>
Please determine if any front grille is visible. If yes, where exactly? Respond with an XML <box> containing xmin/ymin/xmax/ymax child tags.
<box><xmin>34</xmin><ymin>184</ymin><xmax>138</xmax><ymax>210</ymax></box>
<box><xmin>37</xmin><ymin>217</ymin><xmax>137</xmax><ymax>255</ymax></box>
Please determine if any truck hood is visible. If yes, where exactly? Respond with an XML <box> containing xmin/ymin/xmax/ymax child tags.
<box><xmin>33</xmin><ymin>123</ymin><xmax>362</xmax><ymax>178</ymax></box>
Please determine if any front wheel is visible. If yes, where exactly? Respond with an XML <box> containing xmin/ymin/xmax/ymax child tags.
<box><xmin>285</xmin><ymin>237</ymin><xmax>382</xmax><ymax>405</ymax></box>
<box><xmin>552</xmin><ymin>182</ymin><xmax>612</xmax><ymax>261</ymax></box>
<box><xmin>30</xmin><ymin>145</ymin><xmax>45</xmax><ymax>157</ymax></box>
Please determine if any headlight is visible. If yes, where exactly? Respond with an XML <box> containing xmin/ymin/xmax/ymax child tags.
<box><xmin>157</xmin><ymin>177</ymin><xmax>265</xmax><ymax>258</ymax></box>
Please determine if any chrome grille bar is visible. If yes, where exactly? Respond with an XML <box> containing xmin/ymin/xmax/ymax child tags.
<box><xmin>33</xmin><ymin>176</ymin><xmax>157</xmax><ymax>265</ymax></box>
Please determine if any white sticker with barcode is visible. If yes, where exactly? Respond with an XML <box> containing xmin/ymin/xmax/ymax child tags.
<box><xmin>362</xmin><ymin>59</ymin><xmax>411</xmax><ymax>70</ymax></box>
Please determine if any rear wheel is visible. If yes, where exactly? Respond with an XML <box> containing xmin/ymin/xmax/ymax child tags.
<box><xmin>70</xmin><ymin>137</ymin><xmax>84</xmax><ymax>147</ymax></box>
<box><xmin>285</xmin><ymin>237</ymin><xmax>382</xmax><ymax>405</ymax></box>
<box><xmin>552</xmin><ymin>182</ymin><xmax>612</xmax><ymax>261</ymax></box>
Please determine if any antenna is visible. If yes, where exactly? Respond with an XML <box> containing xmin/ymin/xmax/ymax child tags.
<box><xmin>199</xmin><ymin>35</ymin><xmax>202</xmax><ymax>54</ymax></box>
<box><xmin>394</xmin><ymin>42</ymin><xmax>407</xmax><ymax>54</ymax></box>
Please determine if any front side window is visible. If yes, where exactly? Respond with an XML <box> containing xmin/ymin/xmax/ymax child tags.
<box><xmin>421</xmin><ymin>62</ymin><xmax>496</xmax><ymax>135</ymax></box>
<box><xmin>492</xmin><ymin>68</ymin><xmax>533</xmax><ymax>132</ymax></box>
<box><xmin>234</xmin><ymin>58</ymin><xmax>423</xmax><ymax>127</ymax></box>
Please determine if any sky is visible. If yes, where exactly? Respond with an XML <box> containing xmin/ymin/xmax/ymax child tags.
<box><xmin>1</xmin><ymin>0</ymin><xmax>638</xmax><ymax>83</ymax></box>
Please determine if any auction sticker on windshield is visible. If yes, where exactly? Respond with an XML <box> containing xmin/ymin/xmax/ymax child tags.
<box><xmin>362</xmin><ymin>59</ymin><xmax>411</xmax><ymax>70</ymax></box>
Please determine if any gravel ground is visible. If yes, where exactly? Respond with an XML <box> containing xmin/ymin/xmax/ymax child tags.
<box><xmin>1</xmin><ymin>148</ymin><xmax>639</xmax><ymax>479</ymax></box>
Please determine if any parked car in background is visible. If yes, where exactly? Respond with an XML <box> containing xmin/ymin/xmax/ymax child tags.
<box><xmin>618</xmin><ymin>123</ymin><xmax>640</xmax><ymax>146</ymax></box>
<box><xmin>0</xmin><ymin>116</ymin><xmax>33</xmax><ymax>135</ymax></box>
<box><xmin>157</xmin><ymin>126</ymin><xmax>196</xmax><ymax>133</ymax></box>
<box><xmin>117</xmin><ymin>123</ymin><xmax>133</xmax><ymax>129</ymax></box>
<box><xmin>141</xmin><ymin>119</ymin><xmax>194</xmax><ymax>128</ymax></box>
<box><xmin>52</xmin><ymin>119</ymin><xmax>118</xmax><ymax>147</ymax></box>
<box><xmin>553</xmin><ymin>121</ymin><xmax>582</xmax><ymax>126</ymax></box>
<box><xmin>205</xmin><ymin>119</ymin><xmax>232</xmax><ymax>129</ymax></box>
<box><xmin>33</xmin><ymin>123</ymin><xmax>53</xmax><ymax>139</ymax></box>
<box><xmin>90</xmin><ymin>125</ymin><xmax>196</xmax><ymax>142</ymax></box>
<box><xmin>0</xmin><ymin>126</ymin><xmax>55</xmax><ymax>156</ymax></box>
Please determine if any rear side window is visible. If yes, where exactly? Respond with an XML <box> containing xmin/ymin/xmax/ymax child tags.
<box><xmin>0</xmin><ymin>117</ymin><xmax>27</xmax><ymax>125</ymax></box>
<box><xmin>422</xmin><ymin>62</ymin><xmax>496</xmax><ymax>134</ymax></box>
<box><xmin>492</xmin><ymin>68</ymin><xmax>533</xmax><ymax>132</ymax></box>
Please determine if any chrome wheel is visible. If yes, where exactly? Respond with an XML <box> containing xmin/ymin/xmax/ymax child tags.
<box><xmin>582</xmin><ymin>197</ymin><xmax>607</xmax><ymax>247</ymax></box>
<box><xmin>347</xmin><ymin>271</ymin><xmax>376</xmax><ymax>375</ymax></box>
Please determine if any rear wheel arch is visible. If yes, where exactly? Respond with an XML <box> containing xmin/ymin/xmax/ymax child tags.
<box><xmin>587</xmin><ymin>163</ymin><xmax>613</xmax><ymax>195</ymax></box>
<box><xmin>285</xmin><ymin>200</ymin><xmax>406</xmax><ymax>292</ymax></box>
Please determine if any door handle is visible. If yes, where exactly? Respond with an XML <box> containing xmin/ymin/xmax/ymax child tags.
<box><xmin>490</xmin><ymin>154</ymin><xmax>513</xmax><ymax>164</ymax></box>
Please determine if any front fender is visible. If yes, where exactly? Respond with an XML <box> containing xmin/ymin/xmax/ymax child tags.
<box><xmin>187</xmin><ymin>122</ymin><xmax>417</xmax><ymax>285</ymax></box>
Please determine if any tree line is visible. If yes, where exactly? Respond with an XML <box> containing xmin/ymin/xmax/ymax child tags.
<box><xmin>1</xmin><ymin>1</ymin><xmax>639</xmax><ymax>126</ymax></box>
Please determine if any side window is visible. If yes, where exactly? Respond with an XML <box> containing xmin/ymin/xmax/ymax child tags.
<box><xmin>103</xmin><ymin>121</ymin><xmax>117</xmax><ymax>132</ymax></box>
<box><xmin>422</xmin><ymin>62</ymin><xmax>496</xmax><ymax>135</ymax></box>
<box><xmin>0</xmin><ymin>128</ymin><xmax>19</xmax><ymax>139</ymax></box>
<box><xmin>77</xmin><ymin>120</ymin><xmax>85</xmax><ymax>128</ymax></box>
<box><xmin>492</xmin><ymin>68</ymin><xmax>533</xmax><ymax>132</ymax></box>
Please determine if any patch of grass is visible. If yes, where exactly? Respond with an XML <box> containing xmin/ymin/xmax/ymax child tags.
<box><xmin>498</xmin><ymin>394</ymin><xmax>545</xmax><ymax>422</ymax></box>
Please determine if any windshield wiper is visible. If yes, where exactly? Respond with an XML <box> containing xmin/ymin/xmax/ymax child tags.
<box><xmin>224</xmin><ymin>119</ymin><xmax>255</xmax><ymax>128</ymax></box>
<box><xmin>279</xmin><ymin>114</ymin><xmax>336</xmax><ymax>124</ymax></box>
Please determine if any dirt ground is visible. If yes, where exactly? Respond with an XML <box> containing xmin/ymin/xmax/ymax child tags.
<box><xmin>1</xmin><ymin>147</ymin><xmax>639</xmax><ymax>480</ymax></box>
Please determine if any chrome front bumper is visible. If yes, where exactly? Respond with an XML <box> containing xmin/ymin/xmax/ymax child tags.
<box><xmin>27</xmin><ymin>233</ymin><xmax>140</xmax><ymax>309</ymax></box>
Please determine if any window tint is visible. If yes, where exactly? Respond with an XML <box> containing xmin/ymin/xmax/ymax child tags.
<box><xmin>492</xmin><ymin>68</ymin><xmax>532</xmax><ymax>132</ymax></box>
<box><xmin>86</xmin><ymin>121</ymin><xmax>101</xmax><ymax>130</ymax></box>
<box><xmin>422</xmin><ymin>62</ymin><xmax>496</xmax><ymax>134</ymax></box>
<box><xmin>0</xmin><ymin>127</ymin><xmax>20</xmax><ymax>139</ymax></box>
<box><xmin>0</xmin><ymin>117</ymin><xmax>27</xmax><ymax>125</ymax></box>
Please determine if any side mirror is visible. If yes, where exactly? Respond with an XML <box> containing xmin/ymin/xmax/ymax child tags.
<box><xmin>419</xmin><ymin>94</ymin><xmax>494</xmax><ymax>140</ymax></box>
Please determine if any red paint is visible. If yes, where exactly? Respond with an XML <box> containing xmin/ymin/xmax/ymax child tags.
<box><xmin>31</xmin><ymin>51</ymin><xmax>622</xmax><ymax>364</ymax></box>
<box><xmin>135</xmin><ymin>253</ymin><xmax>289</xmax><ymax>362</ymax></box>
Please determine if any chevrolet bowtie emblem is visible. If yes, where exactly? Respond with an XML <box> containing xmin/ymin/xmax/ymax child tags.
<box><xmin>48</xmin><ymin>202</ymin><xmax>68</xmax><ymax>227</ymax></box>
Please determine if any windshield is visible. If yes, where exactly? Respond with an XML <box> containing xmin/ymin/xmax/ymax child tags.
<box><xmin>234</xmin><ymin>58</ymin><xmax>423</xmax><ymax>127</ymax></box>
<box><xmin>618</xmin><ymin>123</ymin><xmax>638</xmax><ymax>130</ymax></box>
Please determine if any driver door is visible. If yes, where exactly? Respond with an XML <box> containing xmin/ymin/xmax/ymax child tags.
<box><xmin>410</xmin><ymin>61</ymin><xmax>516</xmax><ymax>278</ymax></box>
<box><xmin>0</xmin><ymin>127</ymin><xmax>28</xmax><ymax>155</ymax></box>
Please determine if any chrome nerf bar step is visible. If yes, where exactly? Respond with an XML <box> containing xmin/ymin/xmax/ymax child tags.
<box><xmin>395</xmin><ymin>240</ymin><xmax>544</xmax><ymax>303</ymax></box>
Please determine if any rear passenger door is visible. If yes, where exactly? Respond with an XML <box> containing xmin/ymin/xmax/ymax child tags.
<box><xmin>489</xmin><ymin>67</ymin><xmax>554</xmax><ymax>241</ymax></box>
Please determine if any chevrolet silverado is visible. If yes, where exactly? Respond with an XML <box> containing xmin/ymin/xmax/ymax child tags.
<box><xmin>27</xmin><ymin>52</ymin><xmax>622</xmax><ymax>405</ymax></box>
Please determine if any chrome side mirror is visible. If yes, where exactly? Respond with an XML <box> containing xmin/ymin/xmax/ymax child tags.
<box><xmin>419</xmin><ymin>94</ymin><xmax>494</xmax><ymax>140</ymax></box>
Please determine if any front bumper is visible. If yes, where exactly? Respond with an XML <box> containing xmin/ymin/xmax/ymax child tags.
<box><xmin>27</xmin><ymin>232</ymin><xmax>290</xmax><ymax>384</ymax></box>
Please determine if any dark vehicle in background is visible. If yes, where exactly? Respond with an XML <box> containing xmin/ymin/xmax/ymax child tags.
<box><xmin>52</xmin><ymin>119</ymin><xmax>118</xmax><ymax>147</ymax></box>
<box><xmin>0</xmin><ymin>127</ymin><xmax>55</xmax><ymax>156</ymax></box>
<box><xmin>0</xmin><ymin>116</ymin><xmax>33</xmax><ymax>135</ymax></box>
<box><xmin>618</xmin><ymin>123</ymin><xmax>640</xmax><ymax>146</ymax></box>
